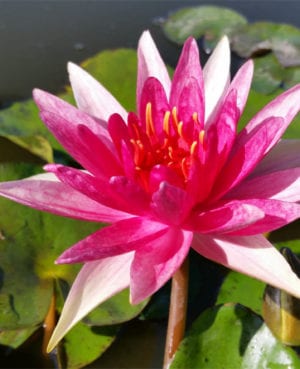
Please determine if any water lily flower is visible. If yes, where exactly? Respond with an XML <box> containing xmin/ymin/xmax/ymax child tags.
<box><xmin>1</xmin><ymin>31</ymin><xmax>300</xmax><ymax>351</ymax></box>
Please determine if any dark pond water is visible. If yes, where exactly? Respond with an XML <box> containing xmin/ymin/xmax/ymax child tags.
<box><xmin>1</xmin><ymin>0</ymin><xmax>300</xmax><ymax>103</ymax></box>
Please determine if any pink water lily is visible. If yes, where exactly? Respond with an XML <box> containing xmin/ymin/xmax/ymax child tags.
<box><xmin>1</xmin><ymin>31</ymin><xmax>300</xmax><ymax>351</ymax></box>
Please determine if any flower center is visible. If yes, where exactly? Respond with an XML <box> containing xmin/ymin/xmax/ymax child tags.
<box><xmin>128</xmin><ymin>102</ymin><xmax>205</xmax><ymax>190</ymax></box>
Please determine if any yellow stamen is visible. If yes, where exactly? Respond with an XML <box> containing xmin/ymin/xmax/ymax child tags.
<box><xmin>172</xmin><ymin>107</ymin><xmax>179</xmax><ymax>126</ymax></box>
<box><xmin>163</xmin><ymin>111</ymin><xmax>171</xmax><ymax>135</ymax></box>
<box><xmin>181</xmin><ymin>157</ymin><xmax>189</xmax><ymax>179</ymax></box>
<box><xmin>192</xmin><ymin>112</ymin><xmax>198</xmax><ymax>124</ymax></box>
<box><xmin>146</xmin><ymin>102</ymin><xmax>155</xmax><ymax>136</ymax></box>
<box><xmin>177</xmin><ymin>121</ymin><xmax>184</xmax><ymax>138</ymax></box>
<box><xmin>199</xmin><ymin>130</ymin><xmax>205</xmax><ymax>146</ymax></box>
<box><xmin>190</xmin><ymin>141</ymin><xmax>198</xmax><ymax>156</ymax></box>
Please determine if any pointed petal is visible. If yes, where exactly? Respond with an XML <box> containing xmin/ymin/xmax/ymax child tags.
<box><xmin>40</xmin><ymin>112</ymin><xmax>116</xmax><ymax>178</ymax></box>
<box><xmin>240</xmin><ymin>84</ymin><xmax>300</xmax><ymax>150</ymax></box>
<box><xmin>68</xmin><ymin>62</ymin><xmax>127</xmax><ymax>120</ymax></box>
<box><xmin>0</xmin><ymin>173</ymin><xmax>129</xmax><ymax>222</ymax></box>
<box><xmin>139</xmin><ymin>77</ymin><xmax>169</xmax><ymax>136</ymax></box>
<box><xmin>193</xmin><ymin>234</ymin><xmax>300</xmax><ymax>299</ymax></box>
<box><xmin>203</xmin><ymin>36</ymin><xmax>231</xmax><ymax>123</ymax></box>
<box><xmin>137</xmin><ymin>31</ymin><xmax>171</xmax><ymax>105</ymax></box>
<box><xmin>227</xmin><ymin>168</ymin><xmax>300</xmax><ymax>202</ymax></box>
<box><xmin>212</xmin><ymin>116</ymin><xmax>284</xmax><ymax>199</ymax></box>
<box><xmin>151</xmin><ymin>182</ymin><xmax>191</xmax><ymax>225</ymax></box>
<box><xmin>130</xmin><ymin>228</ymin><xmax>193</xmax><ymax>304</ymax></box>
<box><xmin>47</xmin><ymin>253</ymin><xmax>133</xmax><ymax>352</ymax></box>
<box><xmin>56</xmin><ymin>217</ymin><xmax>168</xmax><ymax>263</ymax></box>
<box><xmin>186</xmin><ymin>201</ymin><xmax>264</xmax><ymax>234</ymax></box>
<box><xmin>252</xmin><ymin>139</ymin><xmax>300</xmax><ymax>176</ymax></box>
<box><xmin>228</xmin><ymin>199</ymin><xmax>300</xmax><ymax>235</ymax></box>
<box><xmin>33</xmin><ymin>88</ymin><xmax>110</xmax><ymax>140</ymax></box>
<box><xmin>227</xmin><ymin>60</ymin><xmax>254</xmax><ymax>115</ymax></box>
<box><xmin>170</xmin><ymin>37</ymin><xmax>204</xmax><ymax>123</ymax></box>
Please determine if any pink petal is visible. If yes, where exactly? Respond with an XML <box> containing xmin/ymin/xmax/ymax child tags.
<box><xmin>192</xmin><ymin>234</ymin><xmax>300</xmax><ymax>299</ymax></box>
<box><xmin>239</xmin><ymin>84</ymin><xmax>300</xmax><ymax>150</ymax></box>
<box><xmin>203</xmin><ymin>36</ymin><xmax>231</xmax><ymax>124</ymax></box>
<box><xmin>139</xmin><ymin>77</ymin><xmax>170</xmax><ymax>136</ymax></box>
<box><xmin>45</xmin><ymin>165</ymin><xmax>149</xmax><ymax>215</ymax></box>
<box><xmin>33</xmin><ymin>88</ymin><xmax>110</xmax><ymax>140</ymax></box>
<box><xmin>211</xmin><ymin>116</ymin><xmax>284</xmax><ymax>200</ymax></box>
<box><xmin>56</xmin><ymin>217</ymin><xmax>168</xmax><ymax>263</ymax></box>
<box><xmin>227</xmin><ymin>60</ymin><xmax>254</xmax><ymax>115</ymax></box>
<box><xmin>170</xmin><ymin>37</ymin><xmax>204</xmax><ymax>124</ymax></box>
<box><xmin>137</xmin><ymin>31</ymin><xmax>171</xmax><ymax>106</ymax></box>
<box><xmin>197</xmin><ymin>89</ymin><xmax>238</xmax><ymax>202</ymax></box>
<box><xmin>151</xmin><ymin>182</ymin><xmax>191</xmax><ymax>225</ymax></box>
<box><xmin>130</xmin><ymin>227</ymin><xmax>193</xmax><ymax>304</ymax></box>
<box><xmin>251</xmin><ymin>139</ymin><xmax>300</xmax><ymax>176</ymax></box>
<box><xmin>68</xmin><ymin>62</ymin><xmax>127</xmax><ymax>121</ymax></box>
<box><xmin>0</xmin><ymin>173</ymin><xmax>130</xmax><ymax>222</ymax></box>
<box><xmin>226</xmin><ymin>168</ymin><xmax>300</xmax><ymax>202</ymax></box>
<box><xmin>76</xmin><ymin>124</ymin><xmax>123</xmax><ymax>179</ymax></box>
<box><xmin>228</xmin><ymin>199</ymin><xmax>300</xmax><ymax>235</ymax></box>
<box><xmin>47</xmin><ymin>252</ymin><xmax>133</xmax><ymax>352</ymax></box>
<box><xmin>40</xmin><ymin>111</ymin><xmax>115</xmax><ymax>178</ymax></box>
<box><xmin>185</xmin><ymin>201</ymin><xmax>264</xmax><ymax>234</ymax></box>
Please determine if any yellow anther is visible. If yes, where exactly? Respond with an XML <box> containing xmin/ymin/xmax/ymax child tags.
<box><xmin>192</xmin><ymin>112</ymin><xmax>198</xmax><ymax>123</ymax></box>
<box><xmin>146</xmin><ymin>102</ymin><xmax>155</xmax><ymax>136</ymax></box>
<box><xmin>177</xmin><ymin>121</ymin><xmax>184</xmax><ymax>137</ymax></box>
<box><xmin>181</xmin><ymin>157</ymin><xmax>189</xmax><ymax>179</ymax></box>
<box><xmin>163</xmin><ymin>111</ymin><xmax>171</xmax><ymax>135</ymax></box>
<box><xmin>172</xmin><ymin>106</ymin><xmax>179</xmax><ymax>125</ymax></box>
<box><xmin>199</xmin><ymin>130</ymin><xmax>205</xmax><ymax>146</ymax></box>
<box><xmin>190</xmin><ymin>141</ymin><xmax>198</xmax><ymax>155</ymax></box>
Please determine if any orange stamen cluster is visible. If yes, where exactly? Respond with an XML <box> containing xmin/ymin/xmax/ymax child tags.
<box><xmin>129</xmin><ymin>102</ymin><xmax>205</xmax><ymax>190</ymax></box>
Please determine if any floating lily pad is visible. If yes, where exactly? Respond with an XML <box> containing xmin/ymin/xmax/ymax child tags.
<box><xmin>84</xmin><ymin>288</ymin><xmax>148</xmax><ymax>326</ymax></box>
<box><xmin>231</xmin><ymin>22</ymin><xmax>300</xmax><ymax>67</ymax></box>
<box><xmin>60</xmin><ymin>322</ymin><xmax>118</xmax><ymax>369</ymax></box>
<box><xmin>170</xmin><ymin>304</ymin><xmax>300</xmax><ymax>369</ymax></box>
<box><xmin>252</xmin><ymin>54</ymin><xmax>285</xmax><ymax>94</ymax></box>
<box><xmin>0</xmin><ymin>325</ymin><xmax>38</xmax><ymax>349</ymax></box>
<box><xmin>217</xmin><ymin>272</ymin><xmax>264</xmax><ymax>315</ymax></box>
<box><xmin>0</xmin><ymin>162</ymin><xmax>100</xmax><ymax>331</ymax></box>
<box><xmin>0</xmin><ymin>135</ymin><xmax>53</xmax><ymax>164</ymax></box>
<box><xmin>162</xmin><ymin>5</ymin><xmax>247</xmax><ymax>50</ymax></box>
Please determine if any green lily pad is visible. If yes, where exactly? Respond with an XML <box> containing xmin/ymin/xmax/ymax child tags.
<box><xmin>59</xmin><ymin>322</ymin><xmax>118</xmax><ymax>369</ymax></box>
<box><xmin>217</xmin><ymin>272</ymin><xmax>264</xmax><ymax>315</ymax></box>
<box><xmin>170</xmin><ymin>304</ymin><xmax>300</xmax><ymax>369</ymax></box>
<box><xmin>0</xmin><ymin>162</ymin><xmax>100</xmax><ymax>330</ymax></box>
<box><xmin>252</xmin><ymin>54</ymin><xmax>285</xmax><ymax>95</ymax></box>
<box><xmin>0</xmin><ymin>135</ymin><xmax>53</xmax><ymax>164</ymax></box>
<box><xmin>231</xmin><ymin>22</ymin><xmax>300</xmax><ymax>67</ymax></box>
<box><xmin>162</xmin><ymin>5</ymin><xmax>247</xmax><ymax>50</ymax></box>
<box><xmin>283</xmin><ymin>66</ymin><xmax>300</xmax><ymax>89</ymax></box>
<box><xmin>0</xmin><ymin>325</ymin><xmax>38</xmax><ymax>349</ymax></box>
<box><xmin>84</xmin><ymin>288</ymin><xmax>148</xmax><ymax>326</ymax></box>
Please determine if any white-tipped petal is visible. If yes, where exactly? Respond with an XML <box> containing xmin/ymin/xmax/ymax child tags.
<box><xmin>47</xmin><ymin>252</ymin><xmax>133</xmax><ymax>352</ymax></box>
<box><xmin>203</xmin><ymin>36</ymin><xmax>231</xmax><ymax>123</ymax></box>
<box><xmin>193</xmin><ymin>234</ymin><xmax>300</xmax><ymax>299</ymax></box>
<box><xmin>137</xmin><ymin>30</ymin><xmax>171</xmax><ymax>104</ymax></box>
<box><xmin>68</xmin><ymin>62</ymin><xmax>127</xmax><ymax>121</ymax></box>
